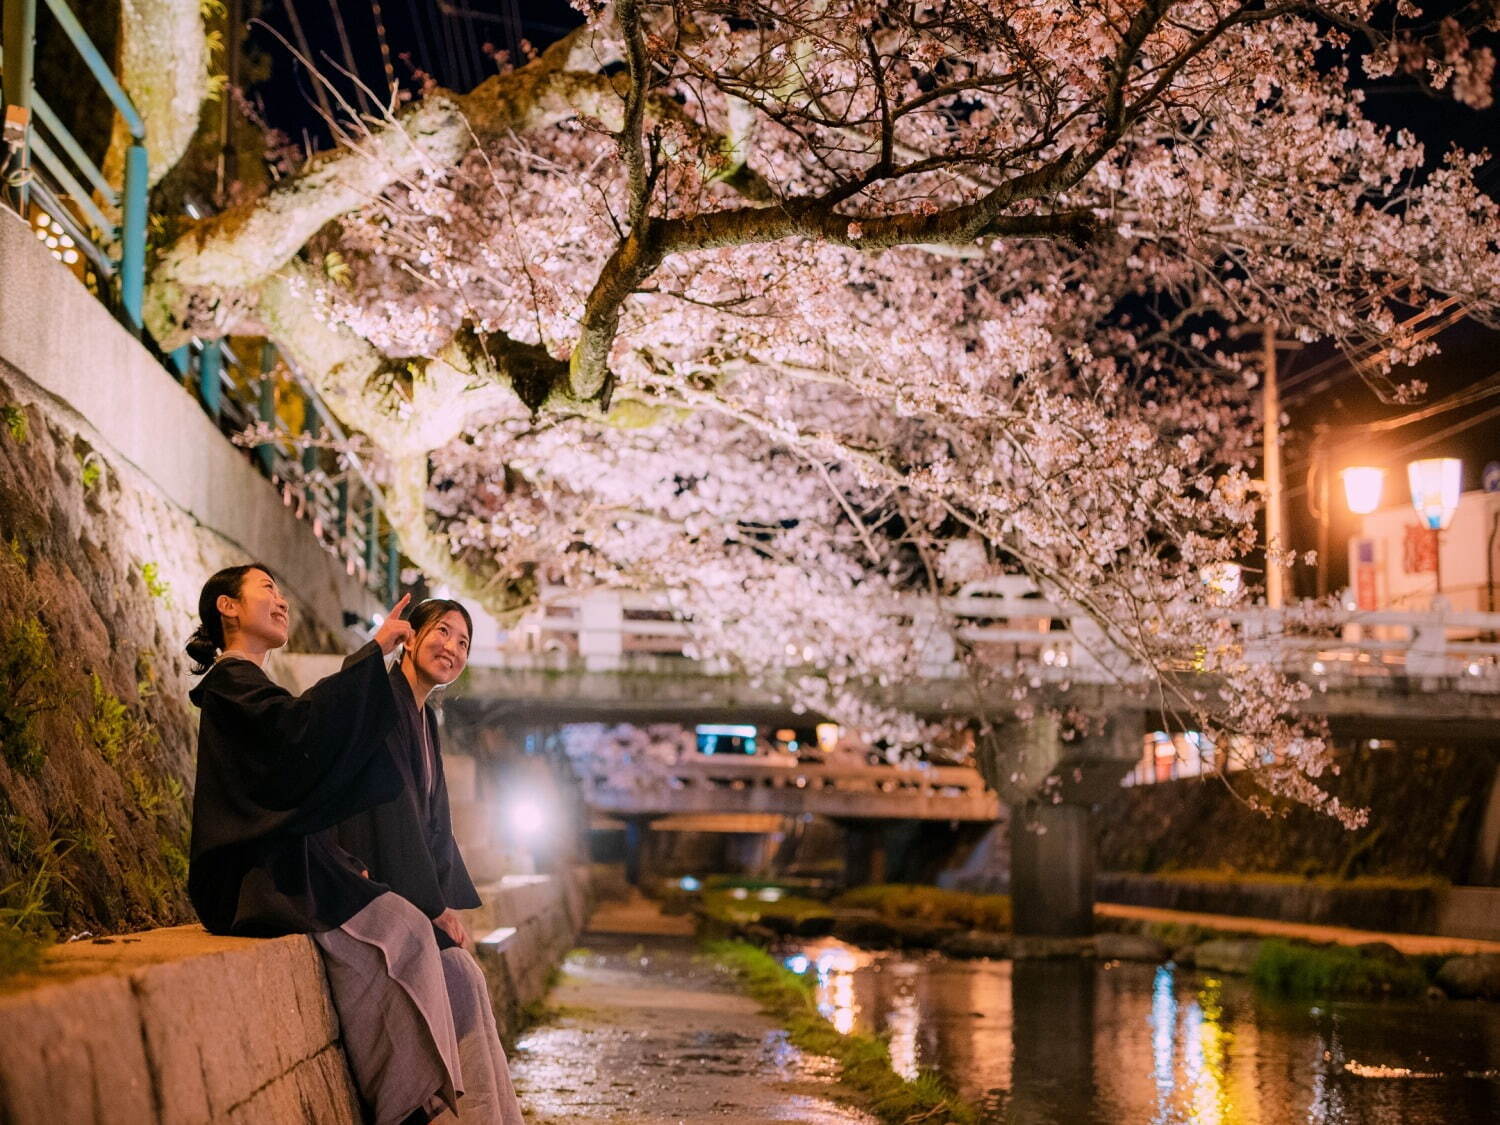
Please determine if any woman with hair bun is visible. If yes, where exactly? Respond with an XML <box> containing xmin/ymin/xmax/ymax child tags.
<box><xmin>185</xmin><ymin>565</ymin><xmax>487</xmax><ymax>1125</ymax></box>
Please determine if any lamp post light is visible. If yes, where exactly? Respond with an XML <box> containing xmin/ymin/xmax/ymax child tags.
<box><xmin>1340</xmin><ymin>466</ymin><xmax>1386</xmax><ymax>516</ymax></box>
<box><xmin>1407</xmin><ymin>457</ymin><xmax>1462</xmax><ymax>596</ymax></box>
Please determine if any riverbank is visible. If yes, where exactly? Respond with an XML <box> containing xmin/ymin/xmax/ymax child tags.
<box><xmin>688</xmin><ymin>879</ymin><xmax>1500</xmax><ymax>1001</ymax></box>
<box><xmin>510</xmin><ymin>893</ymin><xmax>880</xmax><ymax>1124</ymax></box>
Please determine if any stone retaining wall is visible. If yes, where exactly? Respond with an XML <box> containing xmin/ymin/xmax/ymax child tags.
<box><xmin>0</xmin><ymin>868</ymin><xmax>589</xmax><ymax>1125</ymax></box>
<box><xmin>1097</xmin><ymin>873</ymin><xmax>1500</xmax><ymax>940</ymax></box>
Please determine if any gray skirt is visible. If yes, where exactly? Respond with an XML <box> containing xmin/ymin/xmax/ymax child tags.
<box><xmin>314</xmin><ymin>892</ymin><xmax>524</xmax><ymax>1124</ymax></box>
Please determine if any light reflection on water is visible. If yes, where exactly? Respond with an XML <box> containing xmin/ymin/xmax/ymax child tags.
<box><xmin>783</xmin><ymin>938</ymin><xmax>1500</xmax><ymax>1124</ymax></box>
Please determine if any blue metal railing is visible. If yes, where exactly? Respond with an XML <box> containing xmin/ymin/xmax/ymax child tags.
<box><xmin>1</xmin><ymin>0</ymin><xmax>405</xmax><ymax>604</ymax></box>
<box><xmin>172</xmin><ymin>336</ymin><xmax>402</xmax><ymax>597</ymax></box>
<box><xmin>2</xmin><ymin>0</ymin><xmax>146</xmax><ymax>331</ymax></box>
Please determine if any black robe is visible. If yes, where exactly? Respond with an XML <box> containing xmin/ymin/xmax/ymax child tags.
<box><xmin>334</xmin><ymin>663</ymin><xmax>480</xmax><ymax>948</ymax></box>
<box><xmin>187</xmin><ymin>642</ymin><xmax>404</xmax><ymax>936</ymax></box>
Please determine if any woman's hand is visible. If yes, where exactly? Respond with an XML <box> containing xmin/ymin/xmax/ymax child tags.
<box><xmin>434</xmin><ymin>907</ymin><xmax>472</xmax><ymax>951</ymax></box>
<box><xmin>372</xmin><ymin>593</ymin><xmax>415</xmax><ymax>655</ymax></box>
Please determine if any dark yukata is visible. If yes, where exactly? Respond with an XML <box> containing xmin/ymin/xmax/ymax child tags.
<box><xmin>188</xmin><ymin>644</ymin><xmax>466</xmax><ymax>1125</ymax></box>
<box><xmin>336</xmin><ymin>665</ymin><xmax>481</xmax><ymax>946</ymax></box>
<box><xmin>335</xmin><ymin>660</ymin><xmax>524</xmax><ymax>1125</ymax></box>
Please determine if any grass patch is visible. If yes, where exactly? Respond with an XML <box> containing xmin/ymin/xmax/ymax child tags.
<box><xmin>1250</xmin><ymin>939</ymin><xmax>1427</xmax><ymax>999</ymax></box>
<box><xmin>1</xmin><ymin>405</ymin><xmax>29</xmax><ymax>444</ymax></box>
<box><xmin>0</xmin><ymin>613</ymin><xmax>56</xmax><ymax>776</ymax></box>
<box><xmin>833</xmin><ymin>884</ymin><xmax>1011</xmax><ymax>931</ymax></box>
<box><xmin>700</xmin><ymin>888</ymin><xmax>831</xmax><ymax>928</ymax></box>
<box><xmin>0</xmin><ymin>923</ymin><xmax>46</xmax><ymax>982</ymax></box>
<box><xmin>707</xmin><ymin>940</ymin><xmax>978</xmax><ymax>1125</ymax></box>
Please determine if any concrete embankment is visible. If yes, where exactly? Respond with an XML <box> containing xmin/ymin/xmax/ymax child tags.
<box><xmin>1096</xmin><ymin>872</ymin><xmax>1500</xmax><ymax>942</ymax></box>
<box><xmin>0</xmin><ymin>868</ymin><xmax>588</xmax><ymax>1125</ymax></box>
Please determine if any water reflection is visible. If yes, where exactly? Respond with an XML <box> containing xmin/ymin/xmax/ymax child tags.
<box><xmin>782</xmin><ymin>941</ymin><xmax>1500</xmax><ymax>1124</ymax></box>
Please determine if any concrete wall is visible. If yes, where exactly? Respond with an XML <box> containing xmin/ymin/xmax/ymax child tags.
<box><xmin>0</xmin><ymin>210</ymin><xmax>378</xmax><ymax>638</ymax></box>
<box><xmin>1096</xmin><ymin>873</ymin><xmax>1500</xmax><ymax>941</ymax></box>
<box><xmin>0</xmin><ymin>868</ymin><xmax>589</xmax><ymax>1125</ymax></box>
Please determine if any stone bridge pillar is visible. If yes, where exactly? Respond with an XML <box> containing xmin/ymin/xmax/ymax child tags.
<box><xmin>624</xmin><ymin>816</ymin><xmax>660</xmax><ymax>886</ymax></box>
<box><xmin>838</xmin><ymin>820</ymin><xmax>888</xmax><ymax>886</ymax></box>
<box><xmin>983</xmin><ymin>709</ymin><xmax>1143</xmax><ymax>937</ymax></box>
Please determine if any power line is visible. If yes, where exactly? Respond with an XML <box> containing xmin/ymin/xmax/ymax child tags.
<box><xmin>280</xmin><ymin>0</ymin><xmax>337</xmax><ymax>123</ymax></box>
<box><xmin>402</xmin><ymin>0</ymin><xmax>435</xmax><ymax>81</ymax></box>
<box><xmin>1285</xmin><ymin>371</ymin><xmax>1500</xmax><ymax>500</ymax></box>
<box><xmin>326</xmin><ymin>0</ymin><xmax>374</xmax><ymax>114</ymax></box>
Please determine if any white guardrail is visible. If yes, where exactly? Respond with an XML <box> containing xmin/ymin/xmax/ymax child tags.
<box><xmin>461</xmin><ymin>578</ymin><xmax>1500</xmax><ymax>692</ymax></box>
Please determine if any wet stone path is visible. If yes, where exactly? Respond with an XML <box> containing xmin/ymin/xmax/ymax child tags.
<box><xmin>509</xmin><ymin>896</ymin><xmax>877</xmax><ymax>1124</ymax></box>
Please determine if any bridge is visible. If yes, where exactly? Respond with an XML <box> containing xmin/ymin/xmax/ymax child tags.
<box><xmin>441</xmin><ymin>585</ymin><xmax>1500</xmax><ymax>932</ymax></box>
<box><xmin>453</xmin><ymin>584</ymin><xmax>1500</xmax><ymax>736</ymax></box>
<box><xmin>579</xmin><ymin>756</ymin><xmax>999</xmax><ymax>822</ymax></box>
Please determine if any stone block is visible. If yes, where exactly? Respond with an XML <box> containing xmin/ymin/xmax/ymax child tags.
<box><xmin>0</xmin><ymin>974</ymin><xmax>154</xmax><ymax>1125</ymax></box>
<box><xmin>939</xmin><ymin>931</ymin><xmax>1012</xmax><ymax>959</ymax></box>
<box><xmin>1093</xmin><ymin>932</ymin><xmax>1169</xmax><ymax>963</ymax></box>
<box><xmin>1435</xmin><ymin>954</ymin><xmax>1500</xmax><ymax>1000</ymax></box>
<box><xmin>132</xmin><ymin>933</ymin><xmax>340</xmax><ymax>1124</ymax></box>
<box><xmin>224</xmin><ymin>1048</ymin><xmax>361</xmax><ymax>1125</ymax></box>
<box><xmin>1193</xmin><ymin>938</ymin><xmax>1263</xmax><ymax>975</ymax></box>
<box><xmin>1010</xmin><ymin>935</ymin><xmax>1093</xmax><ymax>959</ymax></box>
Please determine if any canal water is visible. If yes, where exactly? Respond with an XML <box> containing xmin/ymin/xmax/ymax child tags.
<box><xmin>780</xmin><ymin>938</ymin><xmax>1500</xmax><ymax>1124</ymax></box>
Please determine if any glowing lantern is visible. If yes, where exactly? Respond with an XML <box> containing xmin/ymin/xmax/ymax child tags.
<box><xmin>1406</xmin><ymin>458</ymin><xmax>1462</xmax><ymax>530</ymax></box>
<box><xmin>1340</xmin><ymin>466</ymin><xmax>1385</xmax><ymax>515</ymax></box>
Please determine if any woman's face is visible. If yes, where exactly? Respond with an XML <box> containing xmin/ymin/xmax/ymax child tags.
<box><xmin>410</xmin><ymin>610</ymin><xmax>471</xmax><ymax>686</ymax></box>
<box><xmin>219</xmin><ymin>569</ymin><xmax>289</xmax><ymax>650</ymax></box>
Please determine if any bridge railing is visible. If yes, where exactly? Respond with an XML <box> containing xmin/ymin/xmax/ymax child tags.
<box><xmin>469</xmin><ymin>583</ymin><xmax>1500</xmax><ymax>692</ymax></box>
<box><xmin>576</xmin><ymin>754</ymin><xmax>999</xmax><ymax>819</ymax></box>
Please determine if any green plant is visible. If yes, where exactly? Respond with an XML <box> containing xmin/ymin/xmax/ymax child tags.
<box><xmin>88</xmin><ymin>673</ymin><xmax>152</xmax><ymax>765</ymax></box>
<box><xmin>0</xmin><ymin>615</ymin><xmax>56</xmax><ymax>776</ymax></box>
<box><xmin>139</xmin><ymin>562</ymin><xmax>172</xmax><ymax>603</ymax></box>
<box><xmin>0</xmin><ymin>922</ymin><xmax>46</xmax><ymax>982</ymax></box>
<box><xmin>127</xmin><ymin>768</ymin><xmax>164</xmax><ymax>818</ymax></box>
<box><xmin>134</xmin><ymin>651</ymin><xmax>158</xmax><ymax>699</ymax></box>
<box><xmin>59</xmin><ymin>808</ymin><xmax>116</xmax><ymax>857</ymax></box>
<box><xmin>1251</xmin><ymin>939</ymin><xmax>1427</xmax><ymax>999</ymax></box>
<box><xmin>1</xmin><ymin>404</ymin><xmax>28</xmax><ymax>443</ymax></box>
<box><xmin>707</xmin><ymin>941</ymin><xmax>978</xmax><ymax>1124</ymax></box>
<box><xmin>0</xmin><ymin>825</ymin><xmax>74</xmax><ymax>941</ymax></box>
<box><xmin>79</xmin><ymin>455</ymin><xmax>102</xmax><ymax>492</ymax></box>
<box><xmin>160</xmin><ymin>831</ymin><xmax>189</xmax><ymax>887</ymax></box>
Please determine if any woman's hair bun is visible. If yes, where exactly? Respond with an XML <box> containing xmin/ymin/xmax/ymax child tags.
<box><xmin>185</xmin><ymin>624</ymin><xmax>220</xmax><ymax>675</ymax></box>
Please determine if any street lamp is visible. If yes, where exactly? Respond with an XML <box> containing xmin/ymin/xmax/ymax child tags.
<box><xmin>1340</xmin><ymin>466</ymin><xmax>1385</xmax><ymax>515</ymax></box>
<box><xmin>1407</xmin><ymin>457</ymin><xmax>1462</xmax><ymax>596</ymax></box>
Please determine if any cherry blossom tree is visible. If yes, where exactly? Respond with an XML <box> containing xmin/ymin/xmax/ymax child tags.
<box><xmin>119</xmin><ymin>0</ymin><xmax>1500</xmax><ymax>821</ymax></box>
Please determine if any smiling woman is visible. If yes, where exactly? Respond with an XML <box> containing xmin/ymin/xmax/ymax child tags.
<box><xmin>333</xmin><ymin>596</ymin><xmax>527</xmax><ymax>1124</ymax></box>
<box><xmin>181</xmin><ymin>572</ymin><xmax>517</xmax><ymax>1124</ymax></box>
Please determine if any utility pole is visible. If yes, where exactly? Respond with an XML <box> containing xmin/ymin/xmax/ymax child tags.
<box><xmin>1309</xmin><ymin>425</ymin><xmax>1331</xmax><ymax>600</ymax></box>
<box><xmin>1263</xmin><ymin>322</ymin><xmax>1285</xmax><ymax>608</ymax></box>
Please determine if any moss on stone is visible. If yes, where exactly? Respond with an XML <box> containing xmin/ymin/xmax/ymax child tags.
<box><xmin>834</xmin><ymin>884</ymin><xmax>1012</xmax><ymax>931</ymax></box>
<box><xmin>0</xmin><ymin>615</ymin><xmax>56</xmax><ymax>777</ymax></box>
<box><xmin>1</xmin><ymin>405</ymin><xmax>29</xmax><ymax>444</ymax></box>
<box><xmin>1250</xmin><ymin>939</ymin><xmax>1428</xmax><ymax>999</ymax></box>
<box><xmin>87</xmin><ymin>672</ymin><xmax>154</xmax><ymax>765</ymax></box>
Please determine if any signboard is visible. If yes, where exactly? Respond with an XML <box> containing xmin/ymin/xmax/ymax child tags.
<box><xmin>1402</xmin><ymin>524</ymin><xmax>1438</xmax><ymax>575</ymax></box>
<box><xmin>1353</xmin><ymin>538</ymin><xmax>1379</xmax><ymax>610</ymax></box>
